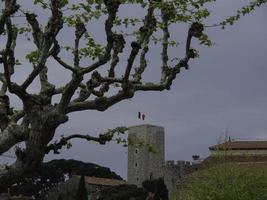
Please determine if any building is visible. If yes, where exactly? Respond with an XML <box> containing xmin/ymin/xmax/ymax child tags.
<box><xmin>209</xmin><ymin>140</ymin><xmax>267</xmax><ymax>156</ymax></box>
<box><xmin>85</xmin><ymin>176</ymin><xmax>126</xmax><ymax>200</ymax></box>
<box><xmin>45</xmin><ymin>175</ymin><xmax>125</xmax><ymax>200</ymax></box>
<box><xmin>202</xmin><ymin>140</ymin><xmax>267</xmax><ymax>169</ymax></box>
<box><xmin>127</xmin><ymin>124</ymin><xmax>197</xmax><ymax>197</ymax></box>
<box><xmin>128</xmin><ymin>124</ymin><xmax>165</xmax><ymax>186</ymax></box>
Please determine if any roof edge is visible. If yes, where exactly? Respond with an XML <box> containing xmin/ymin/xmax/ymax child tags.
<box><xmin>128</xmin><ymin>124</ymin><xmax>164</xmax><ymax>129</ymax></box>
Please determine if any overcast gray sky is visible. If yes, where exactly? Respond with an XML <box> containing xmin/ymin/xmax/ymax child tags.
<box><xmin>0</xmin><ymin>1</ymin><xmax>267</xmax><ymax>179</ymax></box>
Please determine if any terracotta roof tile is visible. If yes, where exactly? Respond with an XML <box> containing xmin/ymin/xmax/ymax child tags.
<box><xmin>209</xmin><ymin>141</ymin><xmax>267</xmax><ymax>150</ymax></box>
<box><xmin>201</xmin><ymin>155</ymin><xmax>267</xmax><ymax>167</ymax></box>
<box><xmin>84</xmin><ymin>176</ymin><xmax>126</xmax><ymax>186</ymax></box>
<box><xmin>188</xmin><ymin>162</ymin><xmax>267</xmax><ymax>178</ymax></box>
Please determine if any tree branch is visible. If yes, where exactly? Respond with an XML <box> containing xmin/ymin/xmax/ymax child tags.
<box><xmin>66</xmin><ymin>20</ymin><xmax>202</xmax><ymax>114</ymax></box>
<box><xmin>136</xmin><ymin>22</ymin><xmax>204</xmax><ymax>91</ymax></box>
<box><xmin>25</xmin><ymin>12</ymin><xmax>55</xmax><ymax>94</ymax></box>
<box><xmin>123</xmin><ymin>42</ymin><xmax>141</xmax><ymax>87</ymax></box>
<box><xmin>0</xmin><ymin>0</ymin><xmax>20</xmax><ymax>34</ymax></box>
<box><xmin>67</xmin><ymin>88</ymin><xmax>134</xmax><ymax>113</ymax></box>
<box><xmin>53</xmin><ymin>55</ymin><xmax>76</xmax><ymax>72</ymax></box>
<box><xmin>3</xmin><ymin>19</ymin><xmax>16</xmax><ymax>88</ymax></box>
<box><xmin>74</xmin><ymin>20</ymin><xmax>86</xmax><ymax>68</ymax></box>
<box><xmin>56</xmin><ymin>0</ymin><xmax>121</xmax><ymax>113</ymax></box>
<box><xmin>81</xmin><ymin>0</ymin><xmax>121</xmax><ymax>74</ymax></box>
<box><xmin>108</xmin><ymin>34</ymin><xmax>125</xmax><ymax>78</ymax></box>
<box><xmin>50</xmin><ymin>39</ymin><xmax>77</xmax><ymax>73</ymax></box>
<box><xmin>0</xmin><ymin>73</ymin><xmax>7</xmax><ymax>96</ymax></box>
<box><xmin>2</xmin><ymin>18</ymin><xmax>27</xmax><ymax>100</ymax></box>
<box><xmin>10</xmin><ymin>110</ymin><xmax>25</xmax><ymax>123</ymax></box>
<box><xmin>46</xmin><ymin>126</ymin><xmax>127</xmax><ymax>154</ymax></box>
<box><xmin>25</xmin><ymin>12</ymin><xmax>43</xmax><ymax>49</ymax></box>
<box><xmin>160</xmin><ymin>7</ymin><xmax>170</xmax><ymax>83</ymax></box>
<box><xmin>57</xmin><ymin>73</ymin><xmax>83</xmax><ymax>113</ymax></box>
<box><xmin>0</xmin><ymin>123</ymin><xmax>28</xmax><ymax>155</ymax></box>
<box><xmin>99</xmin><ymin>34</ymin><xmax>125</xmax><ymax>94</ymax></box>
<box><xmin>21</xmin><ymin>0</ymin><xmax>63</xmax><ymax>91</ymax></box>
<box><xmin>133</xmin><ymin>5</ymin><xmax>156</xmax><ymax>82</ymax></box>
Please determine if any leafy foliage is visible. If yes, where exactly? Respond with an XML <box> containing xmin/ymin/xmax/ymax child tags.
<box><xmin>143</xmin><ymin>178</ymin><xmax>169</xmax><ymax>200</ymax></box>
<box><xmin>98</xmin><ymin>178</ymin><xmax>169</xmax><ymax>200</ymax></box>
<box><xmin>0</xmin><ymin>0</ymin><xmax>266</xmax><ymax>193</ymax></box>
<box><xmin>98</xmin><ymin>184</ymin><xmax>147</xmax><ymax>200</ymax></box>
<box><xmin>75</xmin><ymin>175</ymin><xmax>88</xmax><ymax>200</ymax></box>
<box><xmin>177</xmin><ymin>164</ymin><xmax>267</xmax><ymax>200</ymax></box>
<box><xmin>9</xmin><ymin>159</ymin><xmax>122</xmax><ymax>198</ymax></box>
<box><xmin>220</xmin><ymin>0</ymin><xmax>267</xmax><ymax>28</ymax></box>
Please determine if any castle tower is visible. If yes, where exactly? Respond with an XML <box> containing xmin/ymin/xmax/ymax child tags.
<box><xmin>127</xmin><ymin>124</ymin><xmax>165</xmax><ymax>186</ymax></box>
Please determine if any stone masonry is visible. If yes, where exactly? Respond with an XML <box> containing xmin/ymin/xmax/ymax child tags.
<box><xmin>127</xmin><ymin>124</ymin><xmax>198</xmax><ymax>197</ymax></box>
<box><xmin>128</xmin><ymin>124</ymin><xmax>165</xmax><ymax>187</ymax></box>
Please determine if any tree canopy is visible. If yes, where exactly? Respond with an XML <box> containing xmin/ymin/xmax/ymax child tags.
<box><xmin>9</xmin><ymin>159</ymin><xmax>122</xmax><ymax>198</ymax></box>
<box><xmin>0</xmin><ymin>0</ymin><xmax>266</xmax><ymax>193</ymax></box>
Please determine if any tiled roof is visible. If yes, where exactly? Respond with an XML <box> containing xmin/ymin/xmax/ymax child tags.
<box><xmin>84</xmin><ymin>176</ymin><xmax>126</xmax><ymax>186</ymax></box>
<box><xmin>188</xmin><ymin>161</ymin><xmax>267</xmax><ymax>178</ymax></box>
<box><xmin>209</xmin><ymin>141</ymin><xmax>267</xmax><ymax>150</ymax></box>
<box><xmin>202</xmin><ymin>155</ymin><xmax>267</xmax><ymax>167</ymax></box>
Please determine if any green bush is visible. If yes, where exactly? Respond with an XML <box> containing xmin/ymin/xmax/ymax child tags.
<box><xmin>98</xmin><ymin>184</ymin><xmax>147</xmax><ymax>200</ymax></box>
<box><xmin>177</xmin><ymin>163</ymin><xmax>267</xmax><ymax>200</ymax></box>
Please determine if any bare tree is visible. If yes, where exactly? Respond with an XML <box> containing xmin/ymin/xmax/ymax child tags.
<box><xmin>0</xmin><ymin>0</ymin><xmax>265</xmax><ymax>192</ymax></box>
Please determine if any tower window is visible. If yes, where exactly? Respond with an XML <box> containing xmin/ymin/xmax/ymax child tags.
<box><xmin>135</xmin><ymin>149</ymin><xmax>138</xmax><ymax>154</ymax></box>
<box><xmin>135</xmin><ymin>162</ymin><xmax>138</xmax><ymax>167</ymax></box>
<box><xmin>150</xmin><ymin>172</ymin><xmax>153</xmax><ymax>180</ymax></box>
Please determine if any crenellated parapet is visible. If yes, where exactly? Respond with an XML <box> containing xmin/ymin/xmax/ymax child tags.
<box><xmin>161</xmin><ymin>160</ymin><xmax>199</xmax><ymax>197</ymax></box>
<box><xmin>127</xmin><ymin>124</ymin><xmax>201</xmax><ymax>198</ymax></box>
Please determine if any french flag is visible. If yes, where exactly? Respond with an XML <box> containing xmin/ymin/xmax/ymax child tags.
<box><xmin>138</xmin><ymin>112</ymin><xmax>145</xmax><ymax>120</ymax></box>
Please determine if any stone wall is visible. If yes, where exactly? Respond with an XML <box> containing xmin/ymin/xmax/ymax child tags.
<box><xmin>45</xmin><ymin>176</ymin><xmax>80</xmax><ymax>200</ymax></box>
<box><xmin>162</xmin><ymin>160</ymin><xmax>199</xmax><ymax>197</ymax></box>
<box><xmin>210</xmin><ymin>149</ymin><xmax>267</xmax><ymax>156</ymax></box>
<box><xmin>128</xmin><ymin>124</ymin><xmax>165</xmax><ymax>187</ymax></box>
<box><xmin>0</xmin><ymin>194</ymin><xmax>34</xmax><ymax>200</ymax></box>
<box><xmin>127</xmin><ymin>124</ymin><xmax>199</xmax><ymax>198</ymax></box>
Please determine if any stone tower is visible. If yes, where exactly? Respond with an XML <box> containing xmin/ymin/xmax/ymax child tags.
<box><xmin>127</xmin><ymin>124</ymin><xmax>165</xmax><ymax>186</ymax></box>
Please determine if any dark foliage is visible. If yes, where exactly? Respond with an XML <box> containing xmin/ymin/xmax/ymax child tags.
<box><xmin>98</xmin><ymin>184</ymin><xmax>148</xmax><ymax>200</ymax></box>
<box><xmin>75</xmin><ymin>175</ymin><xmax>88</xmax><ymax>200</ymax></box>
<box><xmin>43</xmin><ymin>159</ymin><xmax>122</xmax><ymax>179</ymax></box>
<box><xmin>98</xmin><ymin>178</ymin><xmax>169</xmax><ymax>200</ymax></box>
<box><xmin>9</xmin><ymin>159</ymin><xmax>121</xmax><ymax>199</ymax></box>
<box><xmin>142</xmin><ymin>178</ymin><xmax>169</xmax><ymax>200</ymax></box>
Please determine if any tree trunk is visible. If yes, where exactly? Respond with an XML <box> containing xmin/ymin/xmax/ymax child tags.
<box><xmin>0</xmin><ymin>107</ymin><xmax>59</xmax><ymax>192</ymax></box>
<box><xmin>0</xmin><ymin>132</ymin><xmax>55</xmax><ymax>192</ymax></box>
<box><xmin>25</xmin><ymin>129</ymin><xmax>55</xmax><ymax>169</ymax></box>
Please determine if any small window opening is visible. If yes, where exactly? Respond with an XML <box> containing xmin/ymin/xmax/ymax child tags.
<box><xmin>150</xmin><ymin>172</ymin><xmax>153</xmax><ymax>180</ymax></box>
<box><xmin>135</xmin><ymin>162</ymin><xmax>138</xmax><ymax>167</ymax></box>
